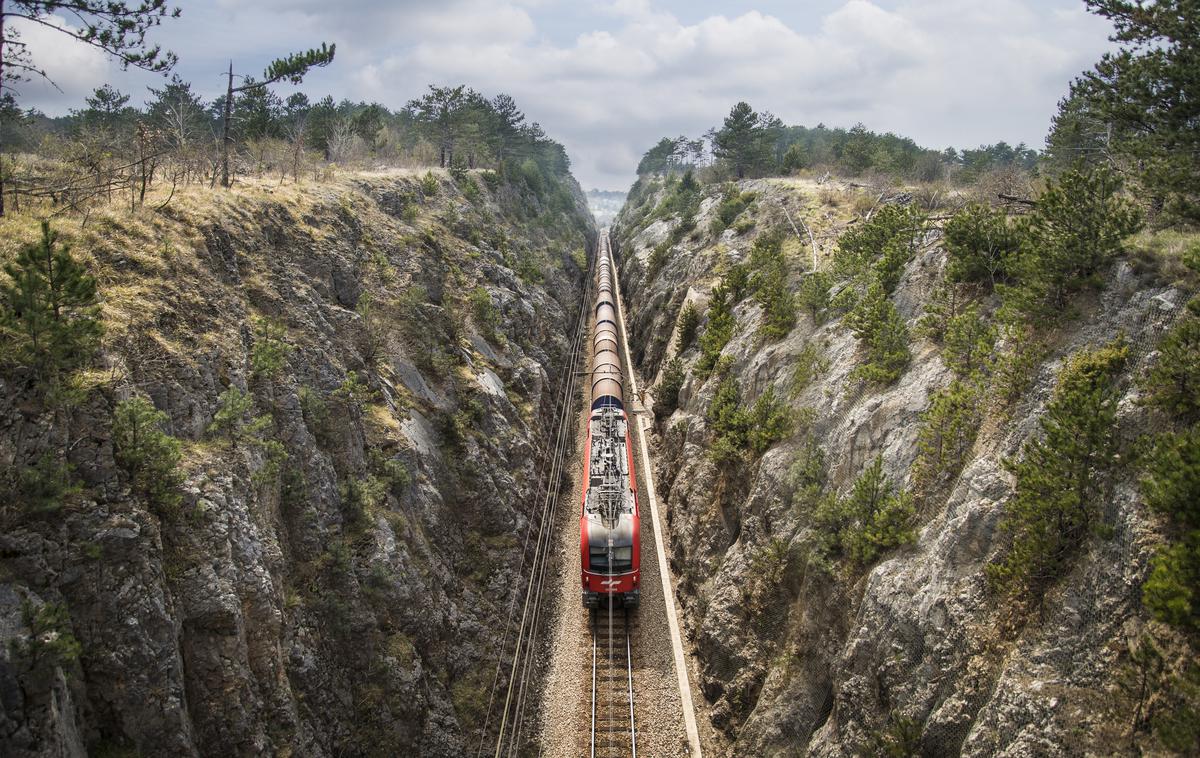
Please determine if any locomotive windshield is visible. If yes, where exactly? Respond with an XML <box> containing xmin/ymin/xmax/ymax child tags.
<box><xmin>589</xmin><ymin>545</ymin><xmax>634</xmax><ymax>574</ymax></box>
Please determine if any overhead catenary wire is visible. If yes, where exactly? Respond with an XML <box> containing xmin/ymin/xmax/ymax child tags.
<box><xmin>483</xmin><ymin>238</ymin><xmax>596</xmax><ymax>758</ymax></box>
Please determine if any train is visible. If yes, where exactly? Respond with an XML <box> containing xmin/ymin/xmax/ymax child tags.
<box><xmin>580</xmin><ymin>237</ymin><xmax>641</xmax><ymax>609</ymax></box>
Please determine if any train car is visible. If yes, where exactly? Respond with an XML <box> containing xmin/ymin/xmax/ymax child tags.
<box><xmin>580</xmin><ymin>239</ymin><xmax>641</xmax><ymax>609</ymax></box>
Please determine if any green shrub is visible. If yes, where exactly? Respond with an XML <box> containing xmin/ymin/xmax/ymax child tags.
<box><xmin>918</xmin><ymin>281</ymin><xmax>972</xmax><ymax>343</ymax></box>
<box><xmin>746</xmin><ymin>387</ymin><xmax>793</xmax><ymax>456</ymax></box>
<box><xmin>10</xmin><ymin>452</ymin><xmax>81</xmax><ymax>514</ymax></box>
<box><xmin>113</xmin><ymin>396</ymin><xmax>183</xmax><ymax>511</ymax></box>
<box><xmin>811</xmin><ymin>456</ymin><xmax>915</xmax><ymax>568</ymax></box>
<box><xmin>1141</xmin><ymin>298</ymin><xmax>1200</xmax><ymax>422</ymax></box>
<box><xmin>747</xmin><ymin>231</ymin><xmax>796</xmax><ymax>340</ymax></box>
<box><xmin>790</xmin><ymin>341</ymin><xmax>829</xmax><ymax>394</ymax></box>
<box><xmin>208</xmin><ymin>387</ymin><xmax>269</xmax><ymax>448</ymax></box>
<box><xmin>942</xmin><ymin>304</ymin><xmax>996</xmax><ymax>379</ymax></box>
<box><xmin>833</xmin><ymin>204</ymin><xmax>924</xmax><ymax>289</ymax></box>
<box><xmin>988</xmin><ymin>338</ymin><xmax>1128</xmax><ymax>595</ymax></box>
<box><xmin>992</xmin><ymin>325</ymin><xmax>1048</xmax><ymax>406</ymax></box>
<box><xmin>797</xmin><ymin>271</ymin><xmax>831</xmax><ymax>323</ymax></box>
<box><xmin>655</xmin><ymin>358</ymin><xmax>685</xmax><ymax>419</ymax></box>
<box><xmin>646</xmin><ymin>240</ymin><xmax>672</xmax><ymax>280</ymax></box>
<box><xmin>707</xmin><ymin>377</ymin><xmax>792</xmax><ymax>467</ymax></box>
<box><xmin>1001</xmin><ymin>167</ymin><xmax>1142</xmax><ymax>319</ymax></box>
<box><xmin>912</xmin><ymin>379</ymin><xmax>982</xmax><ymax>493</ymax></box>
<box><xmin>846</xmin><ymin>282</ymin><xmax>911</xmax><ymax>384</ymax></box>
<box><xmin>1140</xmin><ymin>427</ymin><xmax>1200</xmax><ymax>627</ymax></box>
<box><xmin>12</xmin><ymin>600</ymin><xmax>81</xmax><ymax>677</ymax></box>
<box><xmin>697</xmin><ymin>283</ymin><xmax>736</xmax><ymax>377</ymax></box>
<box><xmin>250</xmin><ymin>317</ymin><xmax>291</xmax><ymax>380</ymax></box>
<box><xmin>0</xmin><ymin>221</ymin><xmax>102</xmax><ymax>382</ymax></box>
<box><xmin>469</xmin><ymin>286</ymin><xmax>500</xmax><ymax>343</ymax></box>
<box><xmin>944</xmin><ymin>203</ymin><xmax>1021</xmax><ymax>288</ymax></box>
<box><xmin>420</xmin><ymin>171</ymin><xmax>439</xmax><ymax>197</ymax></box>
<box><xmin>340</xmin><ymin>474</ymin><xmax>387</xmax><ymax>528</ymax></box>
<box><xmin>709</xmin><ymin>186</ymin><xmax>755</xmax><ymax>235</ymax></box>
<box><xmin>676</xmin><ymin>301</ymin><xmax>700</xmax><ymax>352</ymax></box>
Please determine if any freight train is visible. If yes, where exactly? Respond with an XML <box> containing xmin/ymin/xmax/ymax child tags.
<box><xmin>580</xmin><ymin>236</ymin><xmax>641</xmax><ymax>609</ymax></box>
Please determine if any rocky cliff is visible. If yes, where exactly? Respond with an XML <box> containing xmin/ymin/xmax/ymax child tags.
<box><xmin>0</xmin><ymin>169</ymin><xmax>594</xmax><ymax>756</ymax></box>
<box><xmin>613</xmin><ymin>175</ymin><xmax>1198</xmax><ymax>756</ymax></box>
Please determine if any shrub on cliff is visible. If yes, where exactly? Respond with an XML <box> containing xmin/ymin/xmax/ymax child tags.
<box><xmin>988</xmin><ymin>338</ymin><xmax>1128</xmax><ymax>596</ymax></box>
<box><xmin>113</xmin><ymin>396</ymin><xmax>183</xmax><ymax>511</ymax></box>
<box><xmin>833</xmin><ymin>203</ymin><xmax>924</xmax><ymax>291</ymax></box>
<box><xmin>675</xmin><ymin>301</ymin><xmax>700</xmax><ymax>352</ymax></box>
<box><xmin>0</xmin><ymin>222</ymin><xmax>102</xmax><ymax>384</ymax></box>
<box><xmin>697</xmin><ymin>282</ymin><xmax>735</xmax><ymax>377</ymax></box>
<box><xmin>655</xmin><ymin>358</ymin><xmax>685</xmax><ymax>419</ymax></box>
<box><xmin>845</xmin><ymin>282</ymin><xmax>911</xmax><ymax>384</ymax></box>
<box><xmin>707</xmin><ymin>377</ymin><xmax>792</xmax><ymax>467</ymax></box>
<box><xmin>797</xmin><ymin>271</ymin><xmax>831</xmax><ymax>324</ymax></box>
<box><xmin>1141</xmin><ymin>297</ymin><xmax>1200</xmax><ymax>423</ymax></box>
<box><xmin>811</xmin><ymin>455</ymin><xmax>915</xmax><ymax>569</ymax></box>
<box><xmin>944</xmin><ymin>203</ymin><xmax>1021</xmax><ymax>288</ymax></box>
<box><xmin>1001</xmin><ymin>167</ymin><xmax>1142</xmax><ymax>319</ymax></box>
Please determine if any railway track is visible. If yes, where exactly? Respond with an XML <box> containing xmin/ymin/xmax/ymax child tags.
<box><xmin>590</xmin><ymin>601</ymin><xmax>636</xmax><ymax>758</ymax></box>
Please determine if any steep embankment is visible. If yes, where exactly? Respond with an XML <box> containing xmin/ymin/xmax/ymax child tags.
<box><xmin>613</xmin><ymin>175</ymin><xmax>1196</xmax><ymax>755</ymax></box>
<box><xmin>0</xmin><ymin>170</ymin><xmax>594</xmax><ymax>756</ymax></box>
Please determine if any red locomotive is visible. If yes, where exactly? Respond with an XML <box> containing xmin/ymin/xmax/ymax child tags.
<box><xmin>580</xmin><ymin>237</ymin><xmax>641</xmax><ymax>609</ymax></box>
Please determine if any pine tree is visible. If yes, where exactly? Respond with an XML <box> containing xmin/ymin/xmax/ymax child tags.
<box><xmin>1142</xmin><ymin>298</ymin><xmax>1200</xmax><ymax>423</ymax></box>
<box><xmin>913</xmin><ymin>379</ymin><xmax>982</xmax><ymax>492</ymax></box>
<box><xmin>0</xmin><ymin>222</ymin><xmax>102</xmax><ymax>381</ymax></box>
<box><xmin>112</xmin><ymin>396</ymin><xmax>183</xmax><ymax>511</ymax></box>
<box><xmin>944</xmin><ymin>203</ymin><xmax>1021</xmax><ymax>289</ymax></box>
<box><xmin>713</xmin><ymin>102</ymin><xmax>770</xmax><ymax>179</ymax></box>
<box><xmin>655</xmin><ymin>358</ymin><xmax>685</xmax><ymax>419</ymax></box>
<box><xmin>812</xmin><ymin>456</ymin><xmax>915</xmax><ymax>568</ymax></box>
<box><xmin>1140</xmin><ymin>427</ymin><xmax>1200</xmax><ymax>628</ymax></box>
<box><xmin>989</xmin><ymin>339</ymin><xmax>1128</xmax><ymax>595</ymax></box>
<box><xmin>676</xmin><ymin>301</ymin><xmax>700</xmax><ymax>352</ymax></box>
<box><xmin>1003</xmin><ymin>167</ymin><xmax>1141</xmax><ymax>317</ymax></box>
<box><xmin>846</xmin><ymin>282</ymin><xmax>911</xmax><ymax>384</ymax></box>
<box><xmin>0</xmin><ymin>0</ymin><xmax>181</xmax><ymax>215</ymax></box>
<box><xmin>1074</xmin><ymin>0</ymin><xmax>1200</xmax><ymax>221</ymax></box>
<box><xmin>797</xmin><ymin>271</ymin><xmax>831</xmax><ymax>323</ymax></box>
<box><xmin>942</xmin><ymin>304</ymin><xmax>996</xmax><ymax>379</ymax></box>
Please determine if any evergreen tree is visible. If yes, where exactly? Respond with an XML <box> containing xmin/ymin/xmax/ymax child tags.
<box><xmin>1140</xmin><ymin>427</ymin><xmax>1200</xmax><ymax>628</ymax></box>
<box><xmin>407</xmin><ymin>84</ymin><xmax>475</xmax><ymax>168</ymax></box>
<box><xmin>675</xmin><ymin>301</ymin><xmax>700</xmax><ymax>352</ymax></box>
<box><xmin>1074</xmin><ymin>0</ymin><xmax>1200</xmax><ymax>221</ymax></box>
<box><xmin>834</xmin><ymin>204</ymin><xmax>923</xmax><ymax>289</ymax></box>
<box><xmin>1003</xmin><ymin>167</ymin><xmax>1141</xmax><ymax>317</ymax></box>
<box><xmin>942</xmin><ymin>304</ymin><xmax>997</xmax><ymax>379</ymax></box>
<box><xmin>655</xmin><ymin>358</ymin><xmax>685</xmax><ymax>419</ymax></box>
<box><xmin>812</xmin><ymin>455</ymin><xmax>915</xmax><ymax>568</ymax></box>
<box><xmin>0</xmin><ymin>222</ymin><xmax>102</xmax><ymax>381</ymax></box>
<box><xmin>913</xmin><ymin>379</ymin><xmax>982</xmax><ymax>492</ymax></box>
<box><xmin>113</xmin><ymin>395</ymin><xmax>183</xmax><ymax>511</ymax></box>
<box><xmin>797</xmin><ymin>270</ymin><xmax>831</xmax><ymax>323</ymax></box>
<box><xmin>1141</xmin><ymin>298</ymin><xmax>1200</xmax><ymax>423</ymax></box>
<box><xmin>713</xmin><ymin>102</ymin><xmax>770</xmax><ymax>179</ymax></box>
<box><xmin>697</xmin><ymin>282</ymin><xmax>735</xmax><ymax>377</ymax></box>
<box><xmin>219</xmin><ymin>43</ymin><xmax>336</xmax><ymax>186</ymax></box>
<box><xmin>944</xmin><ymin>203</ymin><xmax>1021</xmax><ymax>289</ymax></box>
<box><xmin>989</xmin><ymin>339</ymin><xmax>1128</xmax><ymax>595</ymax></box>
<box><xmin>846</xmin><ymin>282</ymin><xmax>911</xmax><ymax>384</ymax></box>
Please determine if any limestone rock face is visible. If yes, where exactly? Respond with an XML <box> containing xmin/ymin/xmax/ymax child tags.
<box><xmin>612</xmin><ymin>176</ymin><xmax>1187</xmax><ymax>756</ymax></box>
<box><xmin>0</xmin><ymin>173</ymin><xmax>594</xmax><ymax>757</ymax></box>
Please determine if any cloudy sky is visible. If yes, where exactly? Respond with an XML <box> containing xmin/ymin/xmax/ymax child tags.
<box><xmin>13</xmin><ymin>0</ymin><xmax>1117</xmax><ymax>190</ymax></box>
